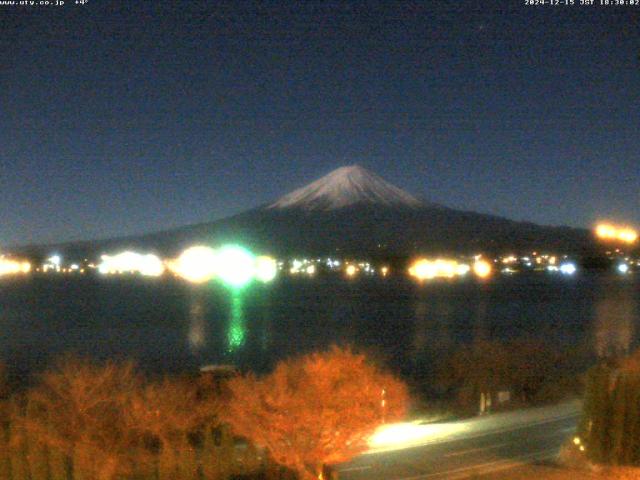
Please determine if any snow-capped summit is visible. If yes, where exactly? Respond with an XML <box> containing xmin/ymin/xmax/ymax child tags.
<box><xmin>268</xmin><ymin>165</ymin><xmax>423</xmax><ymax>211</ymax></box>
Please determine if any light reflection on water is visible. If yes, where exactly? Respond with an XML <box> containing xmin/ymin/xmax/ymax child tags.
<box><xmin>187</xmin><ymin>296</ymin><xmax>206</xmax><ymax>351</ymax></box>
<box><xmin>592</xmin><ymin>277</ymin><xmax>637</xmax><ymax>359</ymax></box>
<box><xmin>187</xmin><ymin>287</ymin><xmax>248</xmax><ymax>358</ymax></box>
<box><xmin>227</xmin><ymin>292</ymin><xmax>246</xmax><ymax>352</ymax></box>
<box><xmin>0</xmin><ymin>274</ymin><xmax>638</xmax><ymax>383</ymax></box>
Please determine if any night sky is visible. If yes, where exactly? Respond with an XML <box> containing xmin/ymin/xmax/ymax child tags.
<box><xmin>1</xmin><ymin>1</ymin><xmax>638</xmax><ymax>246</ymax></box>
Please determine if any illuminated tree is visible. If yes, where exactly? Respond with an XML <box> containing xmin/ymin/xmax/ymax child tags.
<box><xmin>221</xmin><ymin>346</ymin><xmax>409</xmax><ymax>480</ymax></box>
<box><xmin>607</xmin><ymin>467</ymin><xmax>640</xmax><ymax>479</ymax></box>
<box><xmin>126</xmin><ymin>376</ymin><xmax>222</xmax><ymax>480</ymax></box>
<box><xmin>24</xmin><ymin>356</ymin><xmax>149</xmax><ymax>480</ymax></box>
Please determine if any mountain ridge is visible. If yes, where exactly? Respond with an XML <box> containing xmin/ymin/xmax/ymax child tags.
<box><xmin>10</xmin><ymin>166</ymin><xmax>595</xmax><ymax>259</ymax></box>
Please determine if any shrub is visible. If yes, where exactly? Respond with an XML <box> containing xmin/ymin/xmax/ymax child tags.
<box><xmin>222</xmin><ymin>346</ymin><xmax>409</xmax><ymax>480</ymax></box>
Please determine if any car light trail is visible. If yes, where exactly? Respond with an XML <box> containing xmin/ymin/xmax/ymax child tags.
<box><xmin>367</xmin><ymin>422</ymin><xmax>470</xmax><ymax>453</ymax></box>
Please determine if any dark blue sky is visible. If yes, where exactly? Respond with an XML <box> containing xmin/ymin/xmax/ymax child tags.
<box><xmin>1</xmin><ymin>1</ymin><xmax>638</xmax><ymax>245</ymax></box>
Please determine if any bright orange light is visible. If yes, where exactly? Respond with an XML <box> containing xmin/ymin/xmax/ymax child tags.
<box><xmin>0</xmin><ymin>258</ymin><xmax>31</xmax><ymax>277</ymax></box>
<box><xmin>345</xmin><ymin>264</ymin><xmax>358</xmax><ymax>277</ymax></box>
<box><xmin>596</xmin><ymin>224</ymin><xmax>615</xmax><ymax>238</ymax></box>
<box><xmin>619</xmin><ymin>229</ymin><xmax>638</xmax><ymax>243</ymax></box>
<box><xmin>408</xmin><ymin>258</ymin><xmax>470</xmax><ymax>281</ymax></box>
<box><xmin>408</xmin><ymin>259</ymin><xmax>435</xmax><ymax>280</ymax></box>
<box><xmin>596</xmin><ymin>223</ymin><xmax>638</xmax><ymax>244</ymax></box>
<box><xmin>381</xmin><ymin>266</ymin><xmax>389</xmax><ymax>277</ymax></box>
<box><xmin>473</xmin><ymin>259</ymin><xmax>492</xmax><ymax>279</ymax></box>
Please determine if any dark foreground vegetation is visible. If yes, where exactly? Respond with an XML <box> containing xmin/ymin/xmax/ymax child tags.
<box><xmin>1</xmin><ymin>338</ymin><xmax>629</xmax><ymax>480</ymax></box>
<box><xmin>409</xmin><ymin>339</ymin><xmax>588</xmax><ymax>416</ymax></box>
<box><xmin>579</xmin><ymin>348</ymin><xmax>640</xmax><ymax>466</ymax></box>
<box><xmin>0</xmin><ymin>347</ymin><xmax>407</xmax><ymax>480</ymax></box>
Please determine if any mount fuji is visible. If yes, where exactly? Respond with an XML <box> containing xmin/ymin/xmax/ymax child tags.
<box><xmin>267</xmin><ymin>165</ymin><xmax>423</xmax><ymax>211</ymax></box>
<box><xmin>23</xmin><ymin>165</ymin><xmax>593</xmax><ymax>259</ymax></box>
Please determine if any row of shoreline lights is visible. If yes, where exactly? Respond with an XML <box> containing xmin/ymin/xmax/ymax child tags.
<box><xmin>98</xmin><ymin>245</ymin><xmax>278</xmax><ymax>287</ymax></box>
<box><xmin>408</xmin><ymin>258</ymin><xmax>493</xmax><ymax>281</ymax></box>
<box><xmin>407</xmin><ymin>257</ymin><xmax>584</xmax><ymax>280</ymax></box>
<box><xmin>98</xmin><ymin>248</ymin><xmax>392</xmax><ymax>283</ymax></box>
<box><xmin>101</xmin><ymin>247</ymin><xmax>629</xmax><ymax>284</ymax></box>
<box><xmin>0</xmin><ymin>257</ymin><xmax>31</xmax><ymax>277</ymax></box>
<box><xmin>167</xmin><ymin>245</ymin><xmax>277</xmax><ymax>286</ymax></box>
<box><xmin>2</xmin><ymin>250</ymin><xmax>631</xmax><ymax>281</ymax></box>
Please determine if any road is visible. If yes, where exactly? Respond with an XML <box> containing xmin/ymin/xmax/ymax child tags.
<box><xmin>337</xmin><ymin>401</ymin><xmax>581</xmax><ymax>480</ymax></box>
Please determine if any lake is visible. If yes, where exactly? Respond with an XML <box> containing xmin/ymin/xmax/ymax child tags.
<box><xmin>1</xmin><ymin>273</ymin><xmax>637</xmax><ymax>392</ymax></box>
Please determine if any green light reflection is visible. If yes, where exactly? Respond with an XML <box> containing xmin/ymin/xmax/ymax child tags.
<box><xmin>227</xmin><ymin>291</ymin><xmax>246</xmax><ymax>352</ymax></box>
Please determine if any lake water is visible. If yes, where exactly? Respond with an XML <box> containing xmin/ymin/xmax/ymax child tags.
<box><xmin>1</xmin><ymin>273</ymin><xmax>638</xmax><ymax>391</ymax></box>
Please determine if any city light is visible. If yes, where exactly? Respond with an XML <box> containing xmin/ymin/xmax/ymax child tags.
<box><xmin>2</xmin><ymin>247</ymin><xmax>596</xmax><ymax>285</ymax></box>
<box><xmin>595</xmin><ymin>223</ymin><xmax>638</xmax><ymax>244</ymax></box>
<box><xmin>408</xmin><ymin>258</ymin><xmax>471</xmax><ymax>281</ymax></box>
<box><xmin>456</xmin><ymin>264</ymin><xmax>471</xmax><ymax>276</ymax></box>
<box><xmin>138</xmin><ymin>254</ymin><xmax>165</xmax><ymax>277</ymax></box>
<box><xmin>345</xmin><ymin>264</ymin><xmax>358</xmax><ymax>277</ymax></box>
<box><xmin>326</xmin><ymin>258</ymin><xmax>341</xmax><ymax>269</ymax></box>
<box><xmin>170</xmin><ymin>246</ymin><xmax>218</xmax><ymax>284</ymax></box>
<box><xmin>214</xmin><ymin>245</ymin><xmax>255</xmax><ymax>288</ymax></box>
<box><xmin>617</xmin><ymin>263</ymin><xmax>629</xmax><ymax>274</ymax></box>
<box><xmin>169</xmin><ymin>245</ymin><xmax>276</xmax><ymax>286</ymax></box>
<box><xmin>472</xmin><ymin>259</ymin><xmax>492</xmax><ymax>279</ymax></box>
<box><xmin>98</xmin><ymin>251</ymin><xmax>164</xmax><ymax>277</ymax></box>
<box><xmin>560</xmin><ymin>262</ymin><xmax>577</xmax><ymax>275</ymax></box>
<box><xmin>290</xmin><ymin>259</ymin><xmax>320</xmax><ymax>275</ymax></box>
<box><xmin>409</xmin><ymin>259</ymin><xmax>434</xmax><ymax>280</ymax></box>
<box><xmin>255</xmin><ymin>255</ymin><xmax>278</xmax><ymax>283</ymax></box>
<box><xmin>0</xmin><ymin>257</ymin><xmax>31</xmax><ymax>277</ymax></box>
<box><xmin>44</xmin><ymin>254</ymin><xmax>62</xmax><ymax>273</ymax></box>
